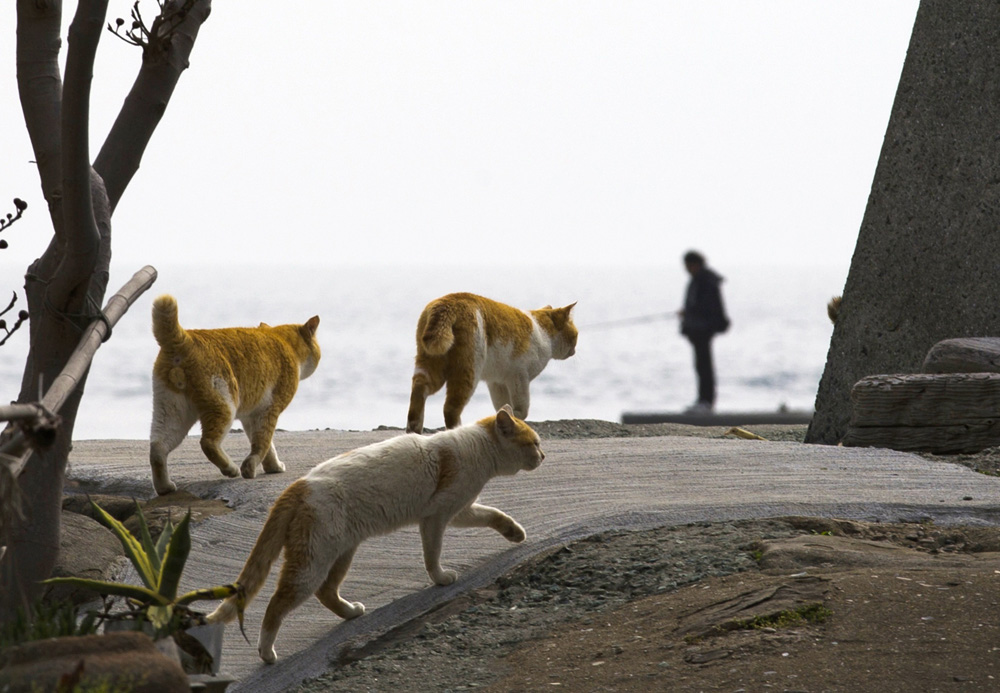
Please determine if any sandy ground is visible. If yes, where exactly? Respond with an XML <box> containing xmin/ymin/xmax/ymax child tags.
<box><xmin>62</xmin><ymin>421</ymin><xmax>1000</xmax><ymax>692</ymax></box>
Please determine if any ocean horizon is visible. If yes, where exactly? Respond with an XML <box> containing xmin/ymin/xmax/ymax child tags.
<box><xmin>0</xmin><ymin>261</ymin><xmax>843</xmax><ymax>440</ymax></box>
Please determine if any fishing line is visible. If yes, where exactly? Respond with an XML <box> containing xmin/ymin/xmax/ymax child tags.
<box><xmin>582</xmin><ymin>312</ymin><xmax>677</xmax><ymax>330</ymax></box>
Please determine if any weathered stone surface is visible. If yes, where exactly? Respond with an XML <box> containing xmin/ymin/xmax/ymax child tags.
<box><xmin>125</xmin><ymin>489</ymin><xmax>231</xmax><ymax>537</ymax></box>
<box><xmin>46</xmin><ymin>492</ymin><xmax>230</xmax><ymax>605</ymax></box>
<box><xmin>842</xmin><ymin>373</ymin><xmax>1000</xmax><ymax>453</ymax></box>
<box><xmin>44</xmin><ymin>510</ymin><xmax>125</xmax><ymax>605</ymax></box>
<box><xmin>674</xmin><ymin>576</ymin><xmax>829</xmax><ymax>640</ymax></box>
<box><xmin>0</xmin><ymin>631</ymin><xmax>189</xmax><ymax>693</ymax></box>
<box><xmin>62</xmin><ymin>492</ymin><xmax>138</xmax><ymax>521</ymax></box>
<box><xmin>922</xmin><ymin>337</ymin><xmax>1000</xmax><ymax>373</ymax></box>
<box><xmin>807</xmin><ymin>1</ymin><xmax>1000</xmax><ymax>444</ymax></box>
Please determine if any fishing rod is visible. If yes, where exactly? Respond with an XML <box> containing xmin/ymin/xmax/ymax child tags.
<box><xmin>582</xmin><ymin>312</ymin><xmax>678</xmax><ymax>330</ymax></box>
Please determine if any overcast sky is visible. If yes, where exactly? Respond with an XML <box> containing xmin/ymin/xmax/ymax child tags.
<box><xmin>1</xmin><ymin>1</ymin><xmax>918</xmax><ymax>271</ymax></box>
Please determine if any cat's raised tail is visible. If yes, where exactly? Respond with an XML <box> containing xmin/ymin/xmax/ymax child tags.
<box><xmin>419</xmin><ymin>300</ymin><xmax>459</xmax><ymax>355</ymax></box>
<box><xmin>207</xmin><ymin>479</ymin><xmax>308</xmax><ymax>625</ymax></box>
<box><xmin>151</xmin><ymin>294</ymin><xmax>192</xmax><ymax>352</ymax></box>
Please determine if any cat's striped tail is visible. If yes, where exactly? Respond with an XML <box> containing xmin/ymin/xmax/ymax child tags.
<box><xmin>151</xmin><ymin>294</ymin><xmax>191</xmax><ymax>351</ymax></box>
<box><xmin>207</xmin><ymin>479</ymin><xmax>308</xmax><ymax>624</ymax></box>
<box><xmin>419</xmin><ymin>301</ymin><xmax>457</xmax><ymax>356</ymax></box>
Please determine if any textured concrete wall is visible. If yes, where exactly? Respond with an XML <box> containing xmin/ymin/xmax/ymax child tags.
<box><xmin>806</xmin><ymin>1</ymin><xmax>1000</xmax><ymax>444</ymax></box>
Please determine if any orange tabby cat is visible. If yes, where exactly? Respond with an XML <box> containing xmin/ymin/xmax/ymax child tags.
<box><xmin>406</xmin><ymin>293</ymin><xmax>577</xmax><ymax>433</ymax></box>
<box><xmin>208</xmin><ymin>405</ymin><xmax>543</xmax><ymax>664</ymax></box>
<box><xmin>148</xmin><ymin>295</ymin><xmax>321</xmax><ymax>495</ymax></box>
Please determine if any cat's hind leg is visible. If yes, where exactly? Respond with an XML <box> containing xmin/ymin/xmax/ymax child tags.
<box><xmin>442</xmin><ymin>367</ymin><xmax>477</xmax><ymax>430</ymax></box>
<box><xmin>315</xmin><ymin>546</ymin><xmax>365</xmax><ymax>620</ymax></box>
<box><xmin>257</xmin><ymin>548</ymin><xmax>328</xmax><ymax>664</ymax></box>
<box><xmin>406</xmin><ymin>363</ymin><xmax>444</xmax><ymax>434</ymax></box>
<box><xmin>149</xmin><ymin>382</ymin><xmax>199</xmax><ymax>495</ymax></box>
<box><xmin>197</xmin><ymin>396</ymin><xmax>241</xmax><ymax>480</ymax></box>
<box><xmin>240</xmin><ymin>410</ymin><xmax>284</xmax><ymax>478</ymax></box>
<box><xmin>451</xmin><ymin>502</ymin><xmax>526</xmax><ymax>542</ymax></box>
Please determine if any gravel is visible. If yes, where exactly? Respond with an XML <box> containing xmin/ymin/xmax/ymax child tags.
<box><xmin>294</xmin><ymin>518</ymin><xmax>803</xmax><ymax>692</ymax></box>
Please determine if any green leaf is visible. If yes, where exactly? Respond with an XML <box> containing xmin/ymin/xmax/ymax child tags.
<box><xmin>146</xmin><ymin>604</ymin><xmax>174</xmax><ymax>631</ymax></box>
<box><xmin>175</xmin><ymin>583</ymin><xmax>239</xmax><ymax>606</ymax></box>
<box><xmin>41</xmin><ymin>577</ymin><xmax>169</xmax><ymax>606</ymax></box>
<box><xmin>155</xmin><ymin>517</ymin><xmax>175</xmax><ymax>565</ymax></box>
<box><xmin>134</xmin><ymin>500</ymin><xmax>161</xmax><ymax>576</ymax></box>
<box><xmin>156</xmin><ymin>509</ymin><xmax>191</xmax><ymax>601</ymax></box>
<box><xmin>90</xmin><ymin>501</ymin><xmax>158</xmax><ymax>590</ymax></box>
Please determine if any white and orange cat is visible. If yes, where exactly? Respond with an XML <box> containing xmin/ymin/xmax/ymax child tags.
<box><xmin>208</xmin><ymin>405</ymin><xmax>543</xmax><ymax>663</ymax></box>
<box><xmin>148</xmin><ymin>295</ymin><xmax>321</xmax><ymax>495</ymax></box>
<box><xmin>406</xmin><ymin>293</ymin><xmax>577</xmax><ymax>433</ymax></box>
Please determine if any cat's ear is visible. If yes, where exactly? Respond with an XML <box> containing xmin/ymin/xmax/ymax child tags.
<box><xmin>552</xmin><ymin>302</ymin><xmax>576</xmax><ymax>326</ymax></box>
<box><xmin>259</xmin><ymin>322</ymin><xmax>272</xmax><ymax>329</ymax></box>
<box><xmin>496</xmin><ymin>405</ymin><xmax>515</xmax><ymax>436</ymax></box>
<box><xmin>302</xmin><ymin>316</ymin><xmax>320</xmax><ymax>338</ymax></box>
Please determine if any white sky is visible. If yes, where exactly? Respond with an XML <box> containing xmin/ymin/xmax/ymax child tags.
<box><xmin>1</xmin><ymin>1</ymin><xmax>919</xmax><ymax>271</ymax></box>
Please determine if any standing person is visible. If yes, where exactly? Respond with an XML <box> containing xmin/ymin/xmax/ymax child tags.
<box><xmin>679</xmin><ymin>250</ymin><xmax>730</xmax><ymax>413</ymax></box>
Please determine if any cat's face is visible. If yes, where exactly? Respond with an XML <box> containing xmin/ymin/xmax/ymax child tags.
<box><xmin>550</xmin><ymin>303</ymin><xmax>578</xmax><ymax>360</ymax></box>
<box><xmin>492</xmin><ymin>406</ymin><xmax>545</xmax><ymax>474</ymax></box>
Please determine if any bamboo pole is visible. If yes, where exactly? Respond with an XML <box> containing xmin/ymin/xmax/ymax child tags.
<box><xmin>0</xmin><ymin>264</ymin><xmax>157</xmax><ymax>473</ymax></box>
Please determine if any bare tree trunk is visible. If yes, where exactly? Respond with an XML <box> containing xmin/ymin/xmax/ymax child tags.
<box><xmin>2</xmin><ymin>0</ymin><xmax>111</xmax><ymax>621</ymax></box>
<box><xmin>2</xmin><ymin>0</ymin><xmax>211</xmax><ymax>619</ymax></box>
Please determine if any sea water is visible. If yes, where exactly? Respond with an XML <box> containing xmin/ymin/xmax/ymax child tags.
<box><xmin>0</xmin><ymin>262</ymin><xmax>844</xmax><ymax>440</ymax></box>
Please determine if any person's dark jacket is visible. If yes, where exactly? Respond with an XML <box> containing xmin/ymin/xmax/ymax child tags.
<box><xmin>681</xmin><ymin>267</ymin><xmax>730</xmax><ymax>336</ymax></box>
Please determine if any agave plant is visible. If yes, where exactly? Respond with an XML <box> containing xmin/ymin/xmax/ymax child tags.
<box><xmin>43</xmin><ymin>501</ymin><xmax>244</xmax><ymax>639</ymax></box>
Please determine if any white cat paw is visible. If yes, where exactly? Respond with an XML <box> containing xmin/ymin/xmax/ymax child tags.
<box><xmin>153</xmin><ymin>480</ymin><xmax>177</xmax><ymax>496</ymax></box>
<box><xmin>344</xmin><ymin>601</ymin><xmax>365</xmax><ymax>619</ymax></box>
<box><xmin>432</xmin><ymin>569</ymin><xmax>458</xmax><ymax>586</ymax></box>
<box><xmin>502</xmin><ymin>522</ymin><xmax>526</xmax><ymax>543</ymax></box>
<box><xmin>222</xmin><ymin>464</ymin><xmax>241</xmax><ymax>479</ymax></box>
<box><xmin>259</xmin><ymin>645</ymin><xmax>277</xmax><ymax>664</ymax></box>
<box><xmin>263</xmin><ymin>459</ymin><xmax>286</xmax><ymax>474</ymax></box>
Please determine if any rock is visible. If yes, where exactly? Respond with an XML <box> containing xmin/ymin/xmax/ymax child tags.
<box><xmin>842</xmin><ymin>373</ymin><xmax>1000</xmax><ymax>453</ymax></box>
<box><xmin>0</xmin><ymin>631</ymin><xmax>189</xmax><ymax>693</ymax></box>
<box><xmin>47</xmin><ymin>491</ymin><xmax>230</xmax><ymax>606</ymax></box>
<box><xmin>44</xmin><ymin>511</ymin><xmax>125</xmax><ymax>605</ymax></box>
<box><xmin>123</xmin><ymin>490</ymin><xmax>231</xmax><ymax>537</ymax></box>
<box><xmin>757</xmin><ymin>534</ymin><xmax>978</xmax><ymax>573</ymax></box>
<box><xmin>923</xmin><ymin>337</ymin><xmax>1000</xmax><ymax>374</ymax></box>
<box><xmin>674</xmin><ymin>576</ymin><xmax>829</xmax><ymax>640</ymax></box>
<box><xmin>62</xmin><ymin>493</ymin><xmax>138</xmax><ymax>522</ymax></box>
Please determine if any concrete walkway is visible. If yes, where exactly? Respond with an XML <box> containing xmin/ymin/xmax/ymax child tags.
<box><xmin>68</xmin><ymin>430</ymin><xmax>1000</xmax><ymax>692</ymax></box>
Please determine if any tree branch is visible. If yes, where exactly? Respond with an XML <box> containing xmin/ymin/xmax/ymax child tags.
<box><xmin>15</xmin><ymin>0</ymin><xmax>64</xmax><ymax>231</ymax></box>
<box><xmin>48</xmin><ymin>0</ymin><xmax>109</xmax><ymax>312</ymax></box>
<box><xmin>95</xmin><ymin>0</ymin><xmax>212</xmax><ymax>212</ymax></box>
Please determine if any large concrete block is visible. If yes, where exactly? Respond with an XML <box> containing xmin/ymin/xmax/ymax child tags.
<box><xmin>807</xmin><ymin>0</ymin><xmax>1000</xmax><ymax>444</ymax></box>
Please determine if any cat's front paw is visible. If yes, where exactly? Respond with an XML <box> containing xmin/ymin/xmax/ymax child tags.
<box><xmin>153</xmin><ymin>479</ymin><xmax>178</xmax><ymax>496</ymax></box>
<box><xmin>222</xmin><ymin>464</ymin><xmax>241</xmax><ymax>479</ymax></box>
<box><xmin>431</xmin><ymin>569</ymin><xmax>458</xmax><ymax>586</ymax></box>
<box><xmin>343</xmin><ymin>601</ymin><xmax>365</xmax><ymax>619</ymax></box>
<box><xmin>502</xmin><ymin>522</ymin><xmax>526</xmax><ymax>543</ymax></box>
